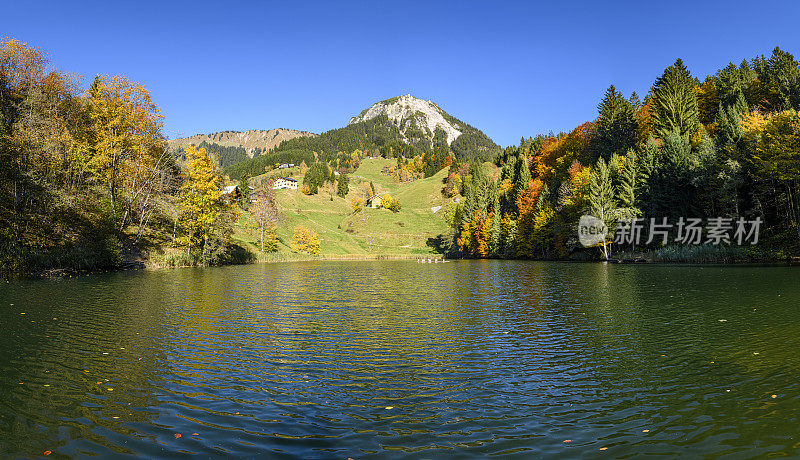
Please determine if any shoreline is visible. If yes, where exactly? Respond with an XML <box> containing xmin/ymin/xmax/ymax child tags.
<box><xmin>7</xmin><ymin>253</ymin><xmax>797</xmax><ymax>282</ymax></box>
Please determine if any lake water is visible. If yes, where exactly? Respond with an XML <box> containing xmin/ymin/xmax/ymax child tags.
<box><xmin>1</xmin><ymin>261</ymin><xmax>799</xmax><ymax>458</ymax></box>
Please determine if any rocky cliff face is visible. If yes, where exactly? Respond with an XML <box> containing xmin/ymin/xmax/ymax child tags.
<box><xmin>168</xmin><ymin>128</ymin><xmax>315</xmax><ymax>157</ymax></box>
<box><xmin>349</xmin><ymin>95</ymin><xmax>464</xmax><ymax>146</ymax></box>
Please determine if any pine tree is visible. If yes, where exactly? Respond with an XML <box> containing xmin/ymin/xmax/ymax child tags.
<box><xmin>589</xmin><ymin>157</ymin><xmax>617</xmax><ymax>259</ymax></box>
<box><xmin>514</xmin><ymin>155</ymin><xmax>532</xmax><ymax>209</ymax></box>
<box><xmin>489</xmin><ymin>180</ymin><xmax>501</xmax><ymax>257</ymax></box>
<box><xmin>652</xmin><ymin>59</ymin><xmax>700</xmax><ymax>140</ymax></box>
<box><xmin>593</xmin><ymin>85</ymin><xmax>638</xmax><ymax>160</ymax></box>
<box><xmin>617</xmin><ymin>149</ymin><xmax>641</xmax><ymax>222</ymax></box>
<box><xmin>715</xmin><ymin>103</ymin><xmax>743</xmax><ymax>148</ymax></box>
<box><xmin>337</xmin><ymin>173</ymin><xmax>349</xmax><ymax>198</ymax></box>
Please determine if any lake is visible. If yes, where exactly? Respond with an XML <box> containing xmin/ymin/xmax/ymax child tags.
<box><xmin>1</xmin><ymin>260</ymin><xmax>799</xmax><ymax>458</ymax></box>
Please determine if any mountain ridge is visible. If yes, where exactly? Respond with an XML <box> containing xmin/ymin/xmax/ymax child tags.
<box><xmin>168</xmin><ymin>128</ymin><xmax>316</xmax><ymax>158</ymax></box>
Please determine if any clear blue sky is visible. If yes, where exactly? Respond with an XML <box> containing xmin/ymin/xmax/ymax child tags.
<box><xmin>3</xmin><ymin>1</ymin><xmax>799</xmax><ymax>146</ymax></box>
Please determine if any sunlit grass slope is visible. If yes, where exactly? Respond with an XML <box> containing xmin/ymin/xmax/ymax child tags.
<box><xmin>232</xmin><ymin>158</ymin><xmax>455</xmax><ymax>259</ymax></box>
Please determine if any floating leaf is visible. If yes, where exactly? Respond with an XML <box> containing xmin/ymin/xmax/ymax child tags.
<box><xmin>174</xmin><ymin>433</ymin><xmax>181</xmax><ymax>439</ymax></box>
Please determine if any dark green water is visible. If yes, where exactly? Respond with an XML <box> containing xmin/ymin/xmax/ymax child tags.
<box><xmin>1</xmin><ymin>260</ymin><xmax>799</xmax><ymax>458</ymax></box>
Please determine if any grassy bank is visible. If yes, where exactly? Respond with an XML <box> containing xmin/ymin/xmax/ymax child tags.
<box><xmin>612</xmin><ymin>244</ymin><xmax>779</xmax><ymax>264</ymax></box>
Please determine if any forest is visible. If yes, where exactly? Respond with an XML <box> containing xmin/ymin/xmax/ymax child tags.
<box><xmin>447</xmin><ymin>47</ymin><xmax>800</xmax><ymax>262</ymax></box>
<box><xmin>224</xmin><ymin>113</ymin><xmax>499</xmax><ymax>184</ymax></box>
<box><xmin>0</xmin><ymin>38</ymin><xmax>251</xmax><ymax>276</ymax></box>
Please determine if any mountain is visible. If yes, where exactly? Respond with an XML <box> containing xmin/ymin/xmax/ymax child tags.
<box><xmin>350</xmin><ymin>94</ymin><xmax>464</xmax><ymax>146</ymax></box>
<box><xmin>168</xmin><ymin>128</ymin><xmax>316</xmax><ymax>158</ymax></box>
<box><xmin>349</xmin><ymin>95</ymin><xmax>499</xmax><ymax>154</ymax></box>
<box><xmin>224</xmin><ymin>95</ymin><xmax>499</xmax><ymax>182</ymax></box>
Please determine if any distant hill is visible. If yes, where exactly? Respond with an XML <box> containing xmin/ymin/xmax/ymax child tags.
<box><xmin>225</xmin><ymin>95</ymin><xmax>499</xmax><ymax>182</ymax></box>
<box><xmin>168</xmin><ymin>128</ymin><xmax>316</xmax><ymax>158</ymax></box>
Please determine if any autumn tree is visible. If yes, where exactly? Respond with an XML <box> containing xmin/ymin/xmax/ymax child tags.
<box><xmin>250</xmin><ymin>184</ymin><xmax>280</xmax><ymax>252</ymax></box>
<box><xmin>86</xmin><ymin>74</ymin><xmax>166</xmax><ymax>232</ymax></box>
<box><xmin>743</xmin><ymin>110</ymin><xmax>800</xmax><ymax>238</ymax></box>
<box><xmin>179</xmin><ymin>145</ymin><xmax>223</xmax><ymax>258</ymax></box>
<box><xmin>291</xmin><ymin>225</ymin><xmax>320</xmax><ymax>255</ymax></box>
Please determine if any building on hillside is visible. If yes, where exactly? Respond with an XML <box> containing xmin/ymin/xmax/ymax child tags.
<box><xmin>222</xmin><ymin>185</ymin><xmax>242</xmax><ymax>203</ymax></box>
<box><xmin>278</xmin><ymin>163</ymin><xmax>296</xmax><ymax>169</ymax></box>
<box><xmin>273</xmin><ymin>177</ymin><xmax>298</xmax><ymax>190</ymax></box>
<box><xmin>367</xmin><ymin>195</ymin><xmax>383</xmax><ymax>208</ymax></box>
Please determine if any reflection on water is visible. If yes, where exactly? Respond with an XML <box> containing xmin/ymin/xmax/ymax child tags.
<box><xmin>1</xmin><ymin>261</ymin><xmax>800</xmax><ymax>457</ymax></box>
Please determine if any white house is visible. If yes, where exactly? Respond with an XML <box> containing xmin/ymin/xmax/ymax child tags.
<box><xmin>273</xmin><ymin>177</ymin><xmax>298</xmax><ymax>190</ymax></box>
<box><xmin>367</xmin><ymin>195</ymin><xmax>383</xmax><ymax>208</ymax></box>
<box><xmin>221</xmin><ymin>185</ymin><xmax>242</xmax><ymax>204</ymax></box>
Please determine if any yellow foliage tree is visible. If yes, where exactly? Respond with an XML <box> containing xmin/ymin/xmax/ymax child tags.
<box><xmin>382</xmin><ymin>193</ymin><xmax>401</xmax><ymax>212</ymax></box>
<box><xmin>179</xmin><ymin>145</ymin><xmax>223</xmax><ymax>256</ymax></box>
<box><xmin>291</xmin><ymin>226</ymin><xmax>321</xmax><ymax>255</ymax></box>
<box><xmin>350</xmin><ymin>196</ymin><xmax>363</xmax><ymax>213</ymax></box>
<box><xmin>86</xmin><ymin>74</ymin><xmax>165</xmax><ymax>231</ymax></box>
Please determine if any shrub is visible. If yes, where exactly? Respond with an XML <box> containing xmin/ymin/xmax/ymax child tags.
<box><xmin>291</xmin><ymin>226</ymin><xmax>321</xmax><ymax>255</ymax></box>
<box><xmin>382</xmin><ymin>193</ymin><xmax>402</xmax><ymax>212</ymax></box>
<box><xmin>350</xmin><ymin>197</ymin><xmax>363</xmax><ymax>213</ymax></box>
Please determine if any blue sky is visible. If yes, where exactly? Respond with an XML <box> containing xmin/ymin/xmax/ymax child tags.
<box><xmin>3</xmin><ymin>1</ymin><xmax>800</xmax><ymax>146</ymax></box>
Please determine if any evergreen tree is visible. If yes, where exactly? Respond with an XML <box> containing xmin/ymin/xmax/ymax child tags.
<box><xmin>589</xmin><ymin>157</ymin><xmax>617</xmax><ymax>259</ymax></box>
<box><xmin>593</xmin><ymin>85</ymin><xmax>638</xmax><ymax>160</ymax></box>
<box><xmin>489</xmin><ymin>180</ymin><xmax>501</xmax><ymax>257</ymax></box>
<box><xmin>337</xmin><ymin>173</ymin><xmax>349</xmax><ymax>198</ymax></box>
<box><xmin>618</xmin><ymin>149</ymin><xmax>638</xmax><ymax>210</ymax></box>
<box><xmin>715</xmin><ymin>103</ymin><xmax>743</xmax><ymax>149</ymax></box>
<box><xmin>652</xmin><ymin>59</ymin><xmax>700</xmax><ymax>139</ymax></box>
<box><xmin>514</xmin><ymin>155</ymin><xmax>532</xmax><ymax>209</ymax></box>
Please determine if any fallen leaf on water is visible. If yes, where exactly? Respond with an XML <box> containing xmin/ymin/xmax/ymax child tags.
<box><xmin>385</xmin><ymin>406</ymin><xmax>394</xmax><ymax>409</ymax></box>
<box><xmin>107</xmin><ymin>388</ymin><xmax>113</xmax><ymax>391</ymax></box>
<box><xmin>599</xmin><ymin>447</ymin><xmax>608</xmax><ymax>451</ymax></box>
<box><xmin>174</xmin><ymin>433</ymin><xmax>181</xmax><ymax>439</ymax></box>
<box><xmin>753</xmin><ymin>352</ymin><xmax>760</xmax><ymax>355</ymax></box>
<box><xmin>44</xmin><ymin>451</ymin><xmax>51</xmax><ymax>456</ymax></box>
<box><xmin>718</xmin><ymin>319</ymin><xmax>727</xmax><ymax>322</ymax></box>
<box><xmin>563</xmin><ymin>439</ymin><xmax>572</xmax><ymax>443</ymax></box>
<box><xmin>772</xmin><ymin>394</ymin><xmax>777</xmax><ymax>398</ymax></box>
<box><xmin>642</xmin><ymin>430</ymin><xmax>650</xmax><ymax>433</ymax></box>
<box><xmin>20</xmin><ymin>312</ymin><xmax>25</xmax><ymax>315</ymax></box>
<box><xmin>192</xmin><ymin>433</ymin><xmax>199</xmax><ymax>436</ymax></box>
